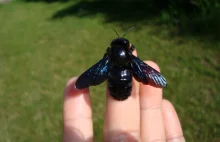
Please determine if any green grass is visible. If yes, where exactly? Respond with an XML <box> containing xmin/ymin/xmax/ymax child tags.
<box><xmin>0</xmin><ymin>1</ymin><xmax>220</xmax><ymax>142</ymax></box>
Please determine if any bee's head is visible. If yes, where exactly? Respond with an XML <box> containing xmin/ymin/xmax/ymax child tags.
<box><xmin>110</xmin><ymin>27</ymin><xmax>134</xmax><ymax>49</ymax></box>
<box><xmin>108</xmin><ymin>27</ymin><xmax>135</xmax><ymax>65</ymax></box>
<box><xmin>110</xmin><ymin>38</ymin><xmax>130</xmax><ymax>49</ymax></box>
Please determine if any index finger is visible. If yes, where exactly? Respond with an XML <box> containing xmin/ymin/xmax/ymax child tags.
<box><xmin>63</xmin><ymin>77</ymin><xmax>93</xmax><ymax>142</ymax></box>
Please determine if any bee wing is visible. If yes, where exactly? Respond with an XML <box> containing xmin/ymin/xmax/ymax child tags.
<box><xmin>75</xmin><ymin>54</ymin><xmax>109</xmax><ymax>89</ymax></box>
<box><xmin>130</xmin><ymin>55</ymin><xmax>167</xmax><ymax>88</ymax></box>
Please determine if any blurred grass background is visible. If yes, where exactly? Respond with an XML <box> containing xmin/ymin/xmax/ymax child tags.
<box><xmin>0</xmin><ymin>0</ymin><xmax>219</xmax><ymax>141</ymax></box>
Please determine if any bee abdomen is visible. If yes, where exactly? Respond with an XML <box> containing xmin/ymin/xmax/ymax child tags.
<box><xmin>108</xmin><ymin>85</ymin><xmax>132</xmax><ymax>101</ymax></box>
<box><xmin>108</xmin><ymin>67</ymin><xmax>132</xmax><ymax>101</ymax></box>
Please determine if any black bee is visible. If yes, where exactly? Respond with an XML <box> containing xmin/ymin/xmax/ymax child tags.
<box><xmin>75</xmin><ymin>27</ymin><xmax>167</xmax><ymax>101</ymax></box>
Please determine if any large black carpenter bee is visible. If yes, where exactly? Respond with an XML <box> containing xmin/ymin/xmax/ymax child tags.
<box><xmin>75</xmin><ymin>27</ymin><xmax>167</xmax><ymax>101</ymax></box>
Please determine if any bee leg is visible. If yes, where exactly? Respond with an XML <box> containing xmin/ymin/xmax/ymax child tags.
<box><xmin>105</xmin><ymin>47</ymin><xmax>111</xmax><ymax>56</ymax></box>
<box><xmin>130</xmin><ymin>44</ymin><xmax>135</xmax><ymax>52</ymax></box>
<box><xmin>106</xmin><ymin>47</ymin><xmax>111</xmax><ymax>53</ymax></box>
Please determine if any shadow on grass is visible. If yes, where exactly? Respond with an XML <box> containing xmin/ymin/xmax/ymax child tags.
<box><xmin>51</xmin><ymin>0</ymin><xmax>169</xmax><ymax>23</ymax></box>
<box><xmin>169</xmin><ymin>8</ymin><xmax>220</xmax><ymax>43</ymax></box>
<box><xmin>22</xmin><ymin>0</ymin><xmax>220</xmax><ymax>43</ymax></box>
<box><xmin>22</xmin><ymin>0</ymin><xmax>70</xmax><ymax>3</ymax></box>
<box><xmin>50</xmin><ymin>0</ymin><xmax>220</xmax><ymax>44</ymax></box>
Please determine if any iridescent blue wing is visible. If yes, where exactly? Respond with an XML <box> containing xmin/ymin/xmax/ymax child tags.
<box><xmin>75</xmin><ymin>54</ymin><xmax>109</xmax><ymax>89</ymax></box>
<box><xmin>130</xmin><ymin>55</ymin><xmax>167</xmax><ymax>88</ymax></box>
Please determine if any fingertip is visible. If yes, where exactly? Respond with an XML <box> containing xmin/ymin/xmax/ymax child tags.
<box><xmin>162</xmin><ymin>100</ymin><xmax>184</xmax><ymax>141</ymax></box>
<box><xmin>144</xmin><ymin>60</ymin><xmax>161</xmax><ymax>72</ymax></box>
<box><xmin>132</xmin><ymin>49</ymin><xmax>137</xmax><ymax>57</ymax></box>
<box><xmin>64</xmin><ymin>77</ymin><xmax>78</xmax><ymax>95</ymax></box>
<box><xmin>139</xmin><ymin>61</ymin><xmax>162</xmax><ymax>98</ymax></box>
<box><xmin>64</xmin><ymin>77</ymin><xmax>89</xmax><ymax>98</ymax></box>
<box><xmin>162</xmin><ymin>99</ymin><xmax>173</xmax><ymax>110</ymax></box>
<box><xmin>66</xmin><ymin>77</ymin><xmax>78</xmax><ymax>86</ymax></box>
<box><xmin>139</xmin><ymin>61</ymin><xmax>162</xmax><ymax>106</ymax></box>
<box><xmin>162</xmin><ymin>99</ymin><xmax>179</xmax><ymax>119</ymax></box>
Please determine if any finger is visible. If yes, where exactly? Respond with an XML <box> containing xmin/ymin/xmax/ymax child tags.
<box><xmin>103</xmin><ymin>49</ymin><xmax>140</xmax><ymax>141</ymax></box>
<box><xmin>140</xmin><ymin>61</ymin><xmax>166</xmax><ymax>142</ymax></box>
<box><xmin>63</xmin><ymin>77</ymin><xmax>93</xmax><ymax>142</ymax></box>
<box><xmin>162</xmin><ymin>100</ymin><xmax>185</xmax><ymax>142</ymax></box>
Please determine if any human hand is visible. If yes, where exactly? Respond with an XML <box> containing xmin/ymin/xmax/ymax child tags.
<box><xmin>63</xmin><ymin>51</ymin><xmax>185</xmax><ymax>142</ymax></box>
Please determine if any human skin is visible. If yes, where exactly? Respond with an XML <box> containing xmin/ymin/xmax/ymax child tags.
<box><xmin>63</xmin><ymin>50</ymin><xmax>185</xmax><ymax>142</ymax></box>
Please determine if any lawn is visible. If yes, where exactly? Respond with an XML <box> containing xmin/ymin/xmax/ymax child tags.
<box><xmin>0</xmin><ymin>1</ymin><xmax>219</xmax><ymax>142</ymax></box>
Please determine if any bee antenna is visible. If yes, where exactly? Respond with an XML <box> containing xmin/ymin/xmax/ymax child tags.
<box><xmin>113</xmin><ymin>29</ymin><xmax>120</xmax><ymax>37</ymax></box>
<box><xmin>122</xmin><ymin>27</ymin><xmax>135</xmax><ymax>37</ymax></box>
